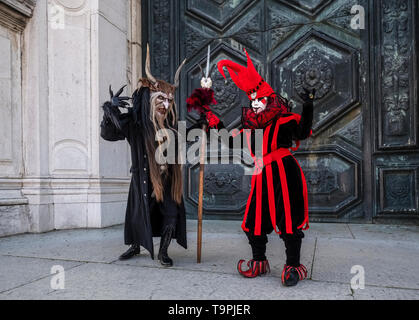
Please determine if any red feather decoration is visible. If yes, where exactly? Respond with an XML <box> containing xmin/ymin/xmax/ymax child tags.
<box><xmin>187</xmin><ymin>88</ymin><xmax>217</xmax><ymax>115</ymax></box>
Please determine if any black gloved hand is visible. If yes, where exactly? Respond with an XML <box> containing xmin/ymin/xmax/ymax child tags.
<box><xmin>301</xmin><ymin>88</ymin><xmax>316</xmax><ymax>103</ymax></box>
<box><xmin>109</xmin><ymin>85</ymin><xmax>131</xmax><ymax>108</ymax></box>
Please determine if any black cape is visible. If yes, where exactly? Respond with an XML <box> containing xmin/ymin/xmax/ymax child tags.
<box><xmin>100</xmin><ymin>94</ymin><xmax>187</xmax><ymax>259</ymax></box>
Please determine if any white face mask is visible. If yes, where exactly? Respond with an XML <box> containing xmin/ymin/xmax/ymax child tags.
<box><xmin>251</xmin><ymin>97</ymin><xmax>268</xmax><ymax>114</ymax></box>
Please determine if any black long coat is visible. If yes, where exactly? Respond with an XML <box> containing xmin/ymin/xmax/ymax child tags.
<box><xmin>100</xmin><ymin>101</ymin><xmax>187</xmax><ymax>259</ymax></box>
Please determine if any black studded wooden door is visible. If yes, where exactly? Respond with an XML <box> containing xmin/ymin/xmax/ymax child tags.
<box><xmin>142</xmin><ymin>0</ymin><xmax>419</xmax><ymax>224</ymax></box>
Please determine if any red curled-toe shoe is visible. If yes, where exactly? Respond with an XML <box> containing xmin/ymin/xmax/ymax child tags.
<box><xmin>281</xmin><ymin>264</ymin><xmax>308</xmax><ymax>287</ymax></box>
<box><xmin>237</xmin><ymin>260</ymin><xmax>270</xmax><ymax>278</ymax></box>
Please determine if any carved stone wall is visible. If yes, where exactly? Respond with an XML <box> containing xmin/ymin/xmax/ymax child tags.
<box><xmin>0</xmin><ymin>0</ymin><xmax>35</xmax><ymax>236</ymax></box>
<box><xmin>0</xmin><ymin>0</ymin><xmax>35</xmax><ymax>31</ymax></box>
<box><xmin>0</xmin><ymin>0</ymin><xmax>139</xmax><ymax>237</ymax></box>
<box><xmin>0</xmin><ymin>18</ymin><xmax>27</xmax><ymax>237</ymax></box>
<box><xmin>0</xmin><ymin>0</ymin><xmax>35</xmax><ymax>16</ymax></box>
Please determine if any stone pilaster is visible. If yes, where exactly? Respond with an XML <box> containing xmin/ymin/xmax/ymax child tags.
<box><xmin>0</xmin><ymin>0</ymin><xmax>139</xmax><ymax>237</ymax></box>
<box><xmin>0</xmin><ymin>0</ymin><xmax>34</xmax><ymax>236</ymax></box>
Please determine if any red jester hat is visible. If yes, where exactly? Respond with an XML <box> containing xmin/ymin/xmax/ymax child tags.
<box><xmin>217</xmin><ymin>49</ymin><xmax>275</xmax><ymax>101</ymax></box>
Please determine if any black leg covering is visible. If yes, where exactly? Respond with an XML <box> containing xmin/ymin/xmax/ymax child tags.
<box><xmin>281</xmin><ymin>230</ymin><xmax>305</xmax><ymax>267</ymax></box>
<box><xmin>159</xmin><ymin>196</ymin><xmax>178</xmax><ymax>230</ymax></box>
<box><xmin>246</xmin><ymin>232</ymin><xmax>268</xmax><ymax>261</ymax></box>
<box><xmin>158</xmin><ymin>224</ymin><xmax>175</xmax><ymax>266</ymax></box>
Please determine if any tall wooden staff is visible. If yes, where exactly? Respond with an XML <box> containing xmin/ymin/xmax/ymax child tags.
<box><xmin>196</xmin><ymin>46</ymin><xmax>212</xmax><ymax>264</ymax></box>
<box><xmin>186</xmin><ymin>46</ymin><xmax>216</xmax><ymax>263</ymax></box>
<box><xmin>197</xmin><ymin>123</ymin><xmax>207</xmax><ymax>264</ymax></box>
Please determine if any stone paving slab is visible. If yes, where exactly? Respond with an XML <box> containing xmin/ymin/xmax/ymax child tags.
<box><xmin>0</xmin><ymin>262</ymin><xmax>353</xmax><ymax>300</ymax></box>
<box><xmin>186</xmin><ymin>220</ymin><xmax>354</xmax><ymax>239</ymax></box>
<box><xmin>115</xmin><ymin>233</ymin><xmax>316</xmax><ymax>279</ymax></box>
<box><xmin>312</xmin><ymin>238</ymin><xmax>419</xmax><ymax>290</ymax></box>
<box><xmin>0</xmin><ymin>226</ymin><xmax>128</xmax><ymax>264</ymax></box>
<box><xmin>1</xmin><ymin>220</ymin><xmax>419</xmax><ymax>300</ymax></box>
<box><xmin>0</xmin><ymin>255</ymin><xmax>83</xmax><ymax>294</ymax></box>
<box><xmin>348</xmin><ymin>224</ymin><xmax>419</xmax><ymax>242</ymax></box>
<box><xmin>306</xmin><ymin>223</ymin><xmax>354</xmax><ymax>239</ymax></box>
<box><xmin>186</xmin><ymin>219</ymin><xmax>243</xmax><ymax>235</ymax></box>
<box><xmin>353</xmin><ymin>286</ymin><xmax>419</xmax><ymax>300</ymax></box>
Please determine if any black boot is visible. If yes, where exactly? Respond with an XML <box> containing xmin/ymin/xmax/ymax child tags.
<box><xmin>246</xmin><ymin>232</ymin><xmax>268</xmax><ymax>262</ymax></box>
<box><xmin>281</xmin><ymin>264</ymin><xmax>308</xmax><ymax>287</ymax></box>
<box><xmin>281</xmin><ymin>230</ymin><xmax>304</xmax><ymax>267</ymax></box>
<box><xmin>158</xmin><ymin>225</ymin><xmax>175</xmax><ymax>267</ymax></box>
<box><xmin>281</xmin><ymin>231</ymin><xmax>307</xmax><ymax>287</ymax></box>
<box><xmin>119</xmin><ymin>244</ymin><xmax>141</xmax><ymax>261</ymax></box>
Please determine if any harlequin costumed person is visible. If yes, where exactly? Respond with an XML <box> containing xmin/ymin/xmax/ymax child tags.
<box><xmin>100</xmin><ymin>45</ymin><xmax>187</xmax><ymax>267</ymax></box>
<box><xmin>190</xmin><ymin>48</ymin><xmax>315</xmax><ymax>287</ymax></box>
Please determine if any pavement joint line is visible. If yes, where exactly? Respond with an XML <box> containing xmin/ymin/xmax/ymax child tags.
<box><xmin>346</xmin><ymin>224</ymin><xmax>356</xmax><ymax>239</ymax></box>
<box><xmin>3</xmin><ymin>229</ymin><xmax>416</xmax><ymax>244</ymax></box>
<box><xmin>309</xmin><ymin>278</ymin><xmax>419</xmax><ymax>292</ymax></box>
<box><xmin>113</xmin><ymin>261</ymin><xmax>262</xmax><ymax>277</ymax></box>
<box><xmin>112</xmin><ymin>259</ymin><xmax>315</xmax><ymax>278</ymax></box>
<box><xmin>2</xmin><ymin>256</ymin><xmax>417</xmax><ymax>296</ymax></box>
<box><xmin>147</xmin><ymin>287</ymin><xmax>160</xmax><ymax>300</ymax></box>
<box><xmin>1</xmin><ymin>252</ymin><xmax>277</xmax><ymax>278</ymax></box>
<box><xmin>0</xmin><ymin>262</ymin><xmax>86</xmax><ymax>295</ymax></box>
<box><xmin>88</xmin><ymin>258</ymin><xmax>314</xmax><ymax>281</ymax></box>
<box><xmin>0</xmin><ymin>253</ymin><xmax>117</xmax><ymax>265</ymax></box>
<box><xmin>1</xmin><ymin>253</ymin><xmax>293</xmax><ymax>279</ymax></box>
<box><xmin>109</xmin><ymin>258</ymin><xmax>121</xmax><ymax>264</ymax></box>
<box><xmin>309</xmin><ymin>237</ymin><xmax>318</xmax><ymax>280</ymax></box>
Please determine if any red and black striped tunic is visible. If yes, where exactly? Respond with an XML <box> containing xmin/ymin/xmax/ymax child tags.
<box><xmin>235</xmin><ymin>98</ymin><xmax>313</xmax><ymax>236</ymax></box>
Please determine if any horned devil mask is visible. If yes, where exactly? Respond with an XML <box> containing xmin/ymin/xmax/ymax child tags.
<box><xmin>137</xmin><ymin>44</ymin><xmax>186</xmax><ymax>205</ymax></box>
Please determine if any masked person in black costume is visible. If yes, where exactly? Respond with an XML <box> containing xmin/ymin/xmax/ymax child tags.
<box><xmin>100</xmin><ymin>45</ymin><xmax>186</xmax><ymax>267</ymax></box>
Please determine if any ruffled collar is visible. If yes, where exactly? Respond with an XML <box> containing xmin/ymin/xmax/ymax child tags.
<box><xmin>242</xmin><ymin>96</ymin><xmax>289</xmax><ymax>129</ymax></box>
